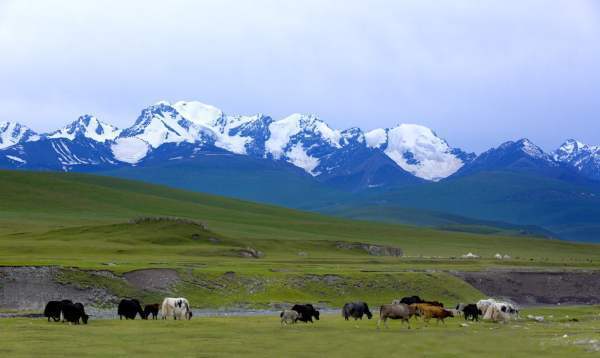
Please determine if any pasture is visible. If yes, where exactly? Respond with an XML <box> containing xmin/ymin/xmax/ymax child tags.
<box><xmin>0</xmin><ymin>306</ymin><xmax>598</xmax><ymax>357</ymax></box>
<box><xmin>0</xmin><ymin>170</ymin><xmax>598</xmax><ymax>272</ymax></box>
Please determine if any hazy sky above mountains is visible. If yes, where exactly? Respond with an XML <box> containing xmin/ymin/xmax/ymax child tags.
<box><xmin>1</xmin><ymin>0</ymin><xmax>599</xmax><ymax>153</ymax></box>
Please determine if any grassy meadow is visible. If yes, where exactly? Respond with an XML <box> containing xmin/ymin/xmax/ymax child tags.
<box><xmin>0</xmin><ymin>306</ymin><xmax>598</xmax><ymax>357</ymax></box>
<box><xmin>0</xmin><ymin>170</ymin><xmax>599</xmax><ymax>308</ymax></box>
<box><xmin>0</xmin><ymin>170</ymin><xmax>598</xmax><ymax>270</ymax></box>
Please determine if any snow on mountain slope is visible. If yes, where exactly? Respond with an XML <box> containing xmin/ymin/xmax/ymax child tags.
<box><xmin>554</xmin><ymin>139</ymin><xmax>600</xmax><ymax>180</ymax></box>
<box><xmin>455</xmin><ymin>138</ymin><xmax>566</xmax><ymax>178</ymax></box>
<box><xmin>172</xmin><ymin>101</ymin><xmax>223</xmax><ymax>126</ymax></box>
<box><xmin>111</xmin><ymin>137</ymin><xmax>150</xmax><ymax>164</ymax></box>
<box><xmin>0</xmin><ymin>121</ymin><xmax>40</xmax><ymax>149</ymax></box>
<box><xmin>111</xmin><ymin>102</ymin><xmax>219</xmax><ymax>163</ymax></box>
<box><xmin>48</xmin><ymin>115</ymin><xmax>121</xmax><ymax>142</ymax></box>
<box><xmin>265</xmin><ymin>114</ymin><xmax>342</xmax><ymax>175</ymax></box>
<box><xmin>366</xmin><ymin>124</ymin><xmax>466</xmax><ymax>181</ymax></box>
<box><xmin>118</xmin><ymin>102</ymin><xmax>215</xmax><ymax>148</ymax></box>
<box><xmin>112</xmin><ymin>101</ymin><xmax>268</xmax><ymax>162</ymax></box>
<box><xmin>212</xmin><ymin>114</ymin><xmax>264</xmax><ymax>155</ymax></box>
<box><xmin>510</xmin><ymin>138</ymin><xmax>555</xmax><ymax>162</ymax></box>
<box><xmin>364</xmin><ymin>128</ymin><xmax>387</xmax><ymax>149</ymax></box>
<box><xmin>554</xmin><ymin>139</ymin><xmax>599</xmax><ymax>168</ymax></box>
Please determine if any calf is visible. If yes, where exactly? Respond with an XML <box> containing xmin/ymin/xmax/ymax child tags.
<box><xmin>291</xmin><ymin>304</ymin><xmax>320</xmax><ymax>323</ymax></box>
<box><xmin>414</xmin><ymin>304</ymin><xmax>453</xmax><ymax>324</ymax></box>
<box><xmin>377</xmin><ymin>304</ymin><xmax>416</xmax><ymax>329</ymax></box>
<box><xmin>280</xmin><ymin>310</ymin><xmax>299</xmax><ymax>326</ymax></box>
<box><xmin>462</xmin><ymin>304</ymin><xmax>480</xmax><ymax>321</ymax></box>
<box><xmin>144</xmin><ymin>304</ymin><xmax>160</xmax><ymax>320</ymax></box>
<box><xmin>342</xmin><ymin>302</ymin><xmax>372</xmax><ymax>321</ymax></box>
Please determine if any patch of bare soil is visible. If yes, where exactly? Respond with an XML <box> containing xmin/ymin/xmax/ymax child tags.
<box><xmin>453</xmin><ymin>270</ymin><xmax>600</xmax><ymax>305</ymax></box>
<box><xmin>0</xmin><ymin>266</ymin><xmax>117</xmax><ymax>310</ymax></box>
<box><xmin>122</xmin><ymin>268</ymin><xmax>180</xmax><ymax>292</ymax></box>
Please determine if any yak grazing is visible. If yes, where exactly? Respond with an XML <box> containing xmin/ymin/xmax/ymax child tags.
<box><xmin>291</xmin><ymin>304</ymin><xmax>320</xmax><ymax>323</ymax></box>
<box><xmin>118</xmin><ymin>299</ymin><xmax>146</xmax><ymax>320</ymax></box>
<box><xmin>342</xmin><ymin>302</ymin><xmax>372</xmax><ymax>321</ymax></box>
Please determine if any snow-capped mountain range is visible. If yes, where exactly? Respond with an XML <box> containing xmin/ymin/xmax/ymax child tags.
<box><xmin>0</xmin><ymin>100</ymin><xmax>598</xmax><ymax>186</ymax></box>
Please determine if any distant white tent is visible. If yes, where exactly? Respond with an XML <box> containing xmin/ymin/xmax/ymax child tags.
<box><xmin>461</xmin><ymin>252</ymin><xmax>479</xmax><ymax>259</ymax></box>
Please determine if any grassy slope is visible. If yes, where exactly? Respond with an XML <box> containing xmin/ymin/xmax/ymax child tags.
<box><xmin>0</xmin><ymin>306</ymin><xmax>598</xmax><ymax>357</ymax></box>
<box><xmin>321</xmin><ymin>203</ymin><xmax>556</xmax><ymax>237</ymax></box>
<box><xmin>339</xmin><ymin>171</ymin><xmax>600</xmax><ymax>242</ymax></box>
<box><xmin>100</xmin><ymin>159</ymin><xmax>563</xmax><ymax>237</ymax></box>
<box><xmin>1</xmin><ymin>169</ymin><xmax>598</xmax><ymax>267</ymax></box>
<box><xmin>98</xmin><ymin>154</ymin><xmax>349</xmax><ymax>210</ymax></box>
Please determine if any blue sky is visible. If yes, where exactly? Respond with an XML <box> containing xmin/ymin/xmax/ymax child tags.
<box><xmin>1</xmin><ymin>0</ymin><xmax>599</xmax><ymax>153</ymax></box>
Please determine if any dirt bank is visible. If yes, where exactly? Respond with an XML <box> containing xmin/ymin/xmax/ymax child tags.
<box><xmin>3</xmin><ymin>266</ymin><xmax>599</xmax><ymax>311</ymax></box>
<box><xmin>123</xmin><ymin>269</ymin><xmax>180</xmax><ymax>292</ymax></box>
<box><xmin>452</xmin><ymin>270</ymin><xmax>600</xmax><ymax>305</ymax></box>
<box><xmin>0</xmin><ymin>266</ymin><xmax>117</xmax><ymax>310</ymax></box>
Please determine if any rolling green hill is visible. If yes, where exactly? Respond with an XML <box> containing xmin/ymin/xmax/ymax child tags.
<box><xmin>98</xmin><ymin>154</ymin><xmax>349</xmax><ymax>210</ymax></box>
<box><xmin>1</xmin><ymin>169</ymin><xmax>597</xmax><ymax>265</ymax></box>
<box><xmin>98</xmin><ymin>159</ymin><xmax>564</xmax><ymax>238</ymax></box>
<box><xmin>335</xmin><ymin>171</ymin><xmax>600</xmax><ymax>242</ymax></box>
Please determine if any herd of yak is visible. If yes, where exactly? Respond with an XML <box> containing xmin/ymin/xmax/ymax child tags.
<box><xmin>282</xmin><ymin>296</ymin><xmax>519</xmax><ymax>328</ymax></box>
<box><xmin>43</xmin><ymin>297</ymin><xmax>191</xmax><ymax>324</ymax></box>
<box><xmin>43</xmin><ymin>295</ymin><xmax>518</xmax><ymax>328</ymax></box>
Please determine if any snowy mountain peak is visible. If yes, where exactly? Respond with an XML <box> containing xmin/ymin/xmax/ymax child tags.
<box><xmin>553</xmin><ymin>139</ymin><xmax>600</xmax><ymax>179</ymax></box>
<box><xmin>173</xmin><ymin>101</ymin><xmax>223</xmax><ymax>127</ymax></box>
<box><xmin>516</xmin><ymin>138</ymin><xmax>546</xmax><ymax>158</ymax></box>
<box><xmin>48</xmin><ymin>115</ymin><xmax>121</xmax><ymax>142</ymax></box>
<box><xmin>264</xmin><ymin>114</ymin><xmax>343</xmax><ymax>176</ymax></box>
<box><xmin>0</xmin><ymin>121</ymin><xmax>40</xmax><ymax>149</ymax></box>
<box><xmin>367</xmin><ymin>123</ymin><xmax>468</xmax><ymax>181</ymax></box>
<box><xmin>498</xmin><ymin>138</ymin><xmax>553</xmax><ymax>162</ymax></box>
<box><xmin>120</xmin><ymin>101</ymin><xmax>213</xmax><ymax>148</ymax></box>
<box><xmin>554</xmin><ymin>139</ymin><xmax>589</xmax><ymax>161</ymax></box>
<box><xmin>265</xmin><ymin>114</ymin><xmax>341</xmax><ymax>159</ymax></box>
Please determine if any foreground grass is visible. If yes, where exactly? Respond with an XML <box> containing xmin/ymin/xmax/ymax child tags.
<box><xmin>0</xmin><ymin>306</ymin><xmax>598</xmax><ymax>357</ymax></box>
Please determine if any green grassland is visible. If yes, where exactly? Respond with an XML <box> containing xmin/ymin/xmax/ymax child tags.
<box><xmin>340</xmin><ymin>171</ymin><xmax>600</xmax><ymax>242</ymax></box>
<box><xmin>0</xmin><ymin>169</ymin><xmax>599</xmax><ymax>309</ymax></box>
<box><xmin>0</xmin><ymin>306</ymin><xmax>598</xmax><ymax>357</ymax></box>
<box><xmin>1</xmin><ymin>170</ymin><xmax>598</xmax><ymax>267</ymax></box>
